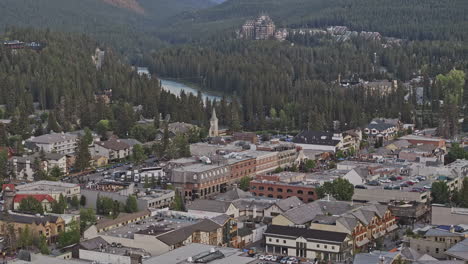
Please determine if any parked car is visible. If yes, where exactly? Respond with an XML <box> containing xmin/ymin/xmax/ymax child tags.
<box><xmin>265</xmin><ymin>255</ymin><xmax>273</xmax><ymax>261</ymax></box>
<box><xmin>396</xmin><ymin>176</ymin><xmax>404</xmax><ymax>180</ymax></box>
<box><xmin>417</xmin><ymin>176</ymin><xmax>427</xmax><ymax>181</ymax></box>
<box><xmin>405</xmin><ymin>181</ymin><xmax>415</xmax><ymax>185</ymax></box>
<box><xmin>367</xmin><ymin>180</ymin><xmax>381</xmax><ymax>186</ymax></box>
<box><xmin>271</xmin><ymin>256</ymin><xmax>278</xmax><ymax>261</ymax></box>
<box><xmin>423</xmin><ymin>185</ymin><xmax>432</xmax><ymax>190</ymax></box>
<box><xmin>400</xmin><ymin>183</ymin><xmax>409</xmax><ymax>188</ymax></box>
<box><xmin>280</xmin><ymin>257</ymin><xmax>289</xmax><ymax>264</ymax></box>
<box><xmin>389</xmin><ymin>176</ymin><xmax>397</xmax><ymax>181</ymax></box>
<box><xmin>258</xmin><ymin>255</ymin><xmax>265</xmax><ymax>260</ymax></box>
<box><xmin>379</xmin><ymin>178</ymin><xmax>391</xmax><ymax>183</ymax></box>
<box><xmin>355</xmin><ymin>185</ymin><xmax>367</xmax><ymax>189</ymax></box>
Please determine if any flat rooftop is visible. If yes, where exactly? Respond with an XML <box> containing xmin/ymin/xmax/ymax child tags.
<box><xmin>99</xmin><ymin>215</ymin><xmax>196</xmax><ymax>239</ymax></box>
<box><xmin>144</xmin><ymin>243</ymin><xmax>255</xmax><ymax>264</ymax></box>
<box><xmin>172</xmin><ymin>162</ymin><xmax>227</xmax><ymax>173</ymax></box>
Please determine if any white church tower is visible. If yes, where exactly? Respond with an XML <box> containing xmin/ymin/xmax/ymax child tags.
<box><xmin>209</xmin><ymin>108</ymin><xmax>219</xmax><ymax>137</ymax></box>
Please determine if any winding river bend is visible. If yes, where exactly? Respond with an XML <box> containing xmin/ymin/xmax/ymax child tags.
<box><xmin>160</xmin><ymin>79</ymin><xmax>222</xmax><ymax>102</ymax></box>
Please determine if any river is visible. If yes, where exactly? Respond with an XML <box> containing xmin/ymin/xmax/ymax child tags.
<box><xmin>160</xmin><ymin>79</ymin><xmax>222</xmax><ymax>102</ymax></box>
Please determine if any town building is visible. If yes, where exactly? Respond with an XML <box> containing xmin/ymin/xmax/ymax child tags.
<box><xmin>293</xmin><ymin>130</ymin><xmax>359</xmax><ymax>154</ymax></box>
<box><xmin>232</xmin><ymin>132</ymin><xmax>257</xmax><ymax>144</ymax></box>
<box><xmin>13</xmin><ymin>194</ymin><xmax>55</xmax><ymax>211</ymax></box>
<box><xmin>240</xmin><ymin>14</ymin><xmax>276</xmax><ymax>40</ymax></box>
<box><xmin>144</xmin><ymin>243</ymin><xmax>254</xmax><ymax>264</ymax></box>
<box><xmin>364</xmin><ymin>119</ymin><xmax>399</xmax><ymax>140</ymax></box>
<box><xmin>431</xmin><ymin>205</ymin><xmax>468</xmax><ymax>226</ymax></box>
<box><xmin>26</xmin><ymin>133</ymin><xmax>78</xmax><ymax>154</ymax></box>
<box><xmin>14</xmin><ymin>180</ymin><xmax>80</xmax><ymax>200</ymax></box>
<box><xmin>399</xmin><ymin>135</ymin><xmax>446</xmax><ymax>148</ymax></box>
<box><xmin>76</xmin><ymin>236</ymin><xmax>148</xmax><ymax>264</ymax></box>
<box><xmin>446</xmin><ymin>238</ymin><xmax>468</xmax><ymax>261</ymax></box>
<box><xmin>93</xmin><ymin>138</ymin><xmax>133</xmax><ymax>161</ymax></box>
<box><xmin>155</xmin><ymin>122</ymin><xmax>198</xmax><ymax>140</ymax></box>
<box><xmin>409</xmin><ymin>226</ymin><xmax>466</xmax><ymax>259</ymax></box>
<box><xmin>272</xmin><ymin>201</ymin><xmax>398</xmax><ymax>251</ymax></box>
<box><xmin>264</xmin><ymin>225</ymin><xmax>352</xmax><ymax>261</ymax></box>
<box><xmin>224</xmin><ymin>153</ymin><xmax>256</xmax><ymax>182</ymax></box>
<box><xmin>250</xmin><ymin>178</ymin><xmax>318</xmax><ymax>202</ymax></box>
<box><xmin>0</xmin><ymin>212</ymin><xmax>65</xmax><ymax>244</ymax></box>
<box><xmin>171</xmin><ymin>161</ymin><xmax>231</xmax><ymax>200</ymax></box>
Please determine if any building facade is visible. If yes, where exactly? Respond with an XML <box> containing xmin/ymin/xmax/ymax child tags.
<box><xmin>27</xmin><ymin>133</ymin><xmax>78</xmax><ymax>154</ymax></box>
<box><xmin>171</xmin><ymin>162</ymin><xmax>231</xmax><ymax>200</ymax></box>
<box><xmin>264</xmin><ymin>225</ymin><xmax>352</xmax><ymax>262</ymax></box>
<box><xmin>250</xmin><ymin>180</ymin><xmax>318</xmax><ymax>202</ymax></box>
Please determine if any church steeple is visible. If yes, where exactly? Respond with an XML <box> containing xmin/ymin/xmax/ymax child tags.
<box><xmin>210</xmin><ymin>108</ymin><xmax>218</xmax><ymax>121</ymax></box>
<box><xmin>209</xmin><ymin>108</ymin><xmax>219</xmax><ymax>137</ymax></box>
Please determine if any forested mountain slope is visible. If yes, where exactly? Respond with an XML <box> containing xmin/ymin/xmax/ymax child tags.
<box><xmin>0</xmin><ymin>0</ymin><xmax>216</xmax><ymax>56</ymax></box>
<box><xmin>163</xmin><ymin>0</ymin><xmax>468</xmax><ymax>42</ymax></box>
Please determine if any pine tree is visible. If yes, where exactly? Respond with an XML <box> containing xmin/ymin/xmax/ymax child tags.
<box><xmin>75</xmin><ymin>137</ymin><xmax>91</xmax><ymax>172</ymax></box>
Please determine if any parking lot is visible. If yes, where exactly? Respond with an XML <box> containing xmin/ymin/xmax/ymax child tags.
<box><xmin>358</xmin><ymin>175</ymin><xmax>431</xmax><ymax>193</ymax></box>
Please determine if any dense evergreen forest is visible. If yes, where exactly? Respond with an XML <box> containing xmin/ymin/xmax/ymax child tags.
<box><xmin>0</xmin><ymin>28</ymin><xmax>219</xmax><ymax>142</ymax></box>
<box><xmin>1</xmin><ymin>0</ymin><xmax>468</xmax><ymax>137</ymax></box>
<box><xmin>163</xmin><ymin>0</ymin><xmax>468</xmax><ymax>42</ymax></box>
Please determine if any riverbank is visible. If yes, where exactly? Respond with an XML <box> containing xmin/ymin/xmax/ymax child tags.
<box><xmin>159</xmin><ymin>77</ymin><xmax>226</xmax><ymax>100</ymax></box>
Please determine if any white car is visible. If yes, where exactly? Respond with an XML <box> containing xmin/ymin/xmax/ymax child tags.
<box><xmin>424</xmin><ymin>185</ymin><xmax>432</xmax><ymax>190</ymax></box>
<box><xmin>265</xmin><ymin>255</ymin><xmax>273</xmax><ymax>261</ymax></box>
<box><xmin>379</xmin><ymin>178</ymin><xmax>391</xmax><ymax>183</ymax></box>
<box><xmin>258</xmin><ymin>255</ymin><xmax>265</xmax><ymax>260</ymax></box>
<box><xmin>271</xmin><ymin>256</ymin><xmax>278</xmax><ymax>261</ymax></box>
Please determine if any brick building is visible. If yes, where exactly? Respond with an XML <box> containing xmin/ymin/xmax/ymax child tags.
<box><xmin>226</xmin><ymin>155</ymin><xmax>256</xmax><ymax>182</ymax></box>
<box><xmin>250</xmin><ymin>179</ymin><xmax>318</xmax><ymax>202</ymax></box>
<box><xmin>171</xmin><ymin>162</ymin><xmax>231</xmax><ymax>200</ymax></box>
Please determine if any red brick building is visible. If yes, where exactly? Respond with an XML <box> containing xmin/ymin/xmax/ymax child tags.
<box><xmin>228</xmin><ymin>156</ymin><xmax>257</xmax><ymax>182</ymax></box>
<box><xmin>250</xmin><ymin>180</ymin><xmax>318</xmax><ymax>202</ymax></box>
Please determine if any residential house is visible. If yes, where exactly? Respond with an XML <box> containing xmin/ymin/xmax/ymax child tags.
<box><xmin>364</xmin><ymin>119</ymin><xmax>399</xmax><ymax>140</ymax></box>
<box><xmin>93</xmin><ymin>138</ymin><xmax>132</xmax><ymax>161</ymax></box>
<box><xmin>293</xmin><ymin>131</ymin><xmax>344</xmax><ymax>153</ymax></box>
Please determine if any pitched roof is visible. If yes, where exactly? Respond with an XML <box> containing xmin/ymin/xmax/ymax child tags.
<box><xmin>265</xmin><ymin>225</ymin><xmax>348</xmax><ymax>243</ymax></box>
<box><xmin>119</xmin><ymin>138</ymin><xmax>142</xmax><ymax>147</ymax></box>
<box><xmin>157</xmin><ymin>219</ymin><xmax>222</xmax><ymax>246</ymax></box>
<box><xmin>186</xmin><ymin>200</ymin><xmax>232</xmax><ymax>213</ymax></box>
<box><xmin>96</xmin><ymin>210</ymin><xmax>150</xmax><ymax>230</ymax></box>
<box><xmin>95</xmin><ymin>138</ymin><xmax>131</xmax><ymax>151</ymax></box>
<box><xmin>2</xmin><ymin>184</ymin><xmax>15</xmax><ymax>191</ymax></box>
<box><xmin>14</xmin><ymin>194</ymin><xmax>55</xmax><ymax>204</ymax></box>
<box><xmin>28</xmin><ymin>133</ymin><xmax>77</xmax><ymax>144</ymax></box>
<box><xmin>215</xmin><ymin>188</ymin><xmax>252</xmax><ymax>202</ymax></box>
<box><xmin>275</xmin><ymin>196</ymin><xmax>304</xmax><ymax>212</ymax></box>
<box><xmin>210</xmin><ymin>214</ymin><xmax>231</xmax><ymax>226</ymax></box>
<box><xmin>446</xmin><ymin>238</ymin><xmax>468</xmax><ymax>260</ymax></box>
<box><xmin>281</xmin><ymin>203</ymin><xmax>322</xmax><ymax>225</ymax></box>
<box><xmin>367</xmin><ymin>122</ymin><xmax>395</xmax><ymax>131</ymax></box>
<box><xmin>0</xmin><ymin>213</ymin><xmax>60</xmax><ymax>225</ymax></box>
